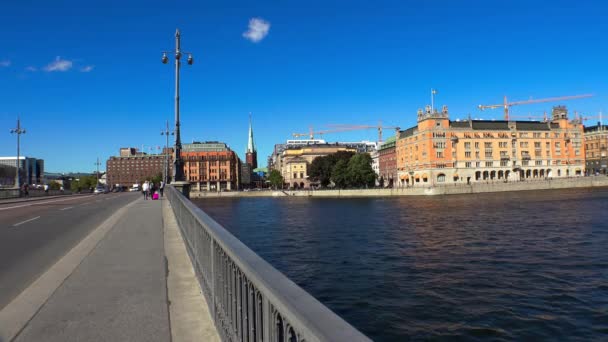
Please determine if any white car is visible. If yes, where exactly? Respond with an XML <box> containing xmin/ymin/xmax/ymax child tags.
<box><xmin>94</xmin><ymin>187</ymin><xmax>105</xmax><ymax>194</ymax></box>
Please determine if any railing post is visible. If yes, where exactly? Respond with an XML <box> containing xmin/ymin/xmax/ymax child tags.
<box><xmin>210</xmin><ymin>238</ymin><xmax>216</xmax><ymax>320</ymax></box>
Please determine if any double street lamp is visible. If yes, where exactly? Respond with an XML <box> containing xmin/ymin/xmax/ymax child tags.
<box><xmin>10</xmin><ymin>117</ymin><xmax>26</xmax><ymax>189</ymax></box>
<box><xmin>160</xmin><ymin>120</ymin><xmax>174</xmax><ymax>184</ymax></box>
<box><xmin>161</xmin><ymin>29</ymin><xmax>193</xmax><ymax>183</ymax></box>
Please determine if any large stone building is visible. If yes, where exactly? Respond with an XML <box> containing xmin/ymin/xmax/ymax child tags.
<box><xmin>395</xmin><ymin>105</ymin><xmax>586</xmax><ymax>186</ymax></box>
<box><xmin>106</xmin><ymin>148</ymin><xmax>171</xmax><ymax>188</ymax></box>
<box><xmin>0</xmin><ymin>156</ymin><xmax>44</xmax><ymax>187</ymax></box>
<box><xmin>584</xmin><ymin>123</ymin><xmax>608</xmax><ymax>174</ymax></box>
<box><xmin>182</xmin><ymin>142</ymin><xmax>240</xmax><ymax>191</ymax></box>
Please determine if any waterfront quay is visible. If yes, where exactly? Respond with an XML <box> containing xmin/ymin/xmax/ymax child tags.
<box><xmin>190</xmin><ymin>175</ymin><xmax>608</xmax><ymax>198</ymax></box>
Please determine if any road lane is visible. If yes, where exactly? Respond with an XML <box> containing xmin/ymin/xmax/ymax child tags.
<box><xmin>0</xmin><ymin>192</ymin><xmax>141</xmax><ymax>309</ymax></box>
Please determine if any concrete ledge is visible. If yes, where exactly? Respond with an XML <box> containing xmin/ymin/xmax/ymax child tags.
<box><xmin>163</xmin><ymin>199</ymin><xmax>220</xmax><ymax>342</ymax></box>
<box><xmin>190</xmin><ymin>177</ymin><xmax>608</xmax><ymax>198</ymax></box>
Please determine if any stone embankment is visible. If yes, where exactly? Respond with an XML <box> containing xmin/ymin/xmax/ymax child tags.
<box><xmin>190</xmin><ymin>176</ymin><xmax>608</xmax><ymax>198</ymax></box>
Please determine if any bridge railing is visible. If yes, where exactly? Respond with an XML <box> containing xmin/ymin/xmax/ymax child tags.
<box><xmin>167</xmin><ymin>185</ymin><xmax>371</xmax><ymax>342</ymax></box>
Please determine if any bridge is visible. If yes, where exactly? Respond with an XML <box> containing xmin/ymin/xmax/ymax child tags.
<box><xmin>0</xmin><ymin>186</ymin><xmax>370</xmax><ymax>342</ymax></box>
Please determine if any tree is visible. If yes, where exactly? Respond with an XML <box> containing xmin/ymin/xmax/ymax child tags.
<box><xmin>331</xmin><ymin>159</ymin><xmax>349</xmax><ymax>188</ymax></box>
<box><xmin>346</xmin><ymin>153</ymin><xmax>376</xmax><ymax>188</ymax></box>
<box><xmin>268</xmin><ymin>169</ymin><xmax>284</xmax><ymax>189</ymax></box>
<box><xmin>309</xmin><ymin>151</ymin><xmax>355</xmax><ymax>188</ymax></box>
<box><xmin>309</xmin><ymin>156</ymin><xmax>333</xmax><ymax>187</ymax></box>
<box><xmin>49</xmin><ymin>181</ymin><xmax>61</xmax><ymax>190</ymax></box>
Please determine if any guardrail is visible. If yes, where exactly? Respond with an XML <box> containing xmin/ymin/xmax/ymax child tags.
<box><xmin>0</xmin><ymin>188</ymin><xmax>73</xmax><ymax>200</ymax></box>
<box><xmin>167</xmin><ymin>185</ymin><xmax>371</xmax><ymax>342</ymax></box>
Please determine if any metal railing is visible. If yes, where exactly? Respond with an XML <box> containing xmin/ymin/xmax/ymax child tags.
<box><xmin>167</xmin><ymin>185</ymin><xmax>371</xmax><ymax>342</ymax></box>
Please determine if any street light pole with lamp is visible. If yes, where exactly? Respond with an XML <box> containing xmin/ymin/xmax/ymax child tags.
<box><xmin>160</xmin><ymin>120</ymin><xmax>174</xmax><ymax>184</ymax></box>
<box><xmin>161</xmin><ymin>29</ymin><xmax>193</xmax><ymax>198</ymax></box>
<box><xmin>10</xmin><ymin>117</ymin><xmax>26</xmax><ymax>190</ymax></box>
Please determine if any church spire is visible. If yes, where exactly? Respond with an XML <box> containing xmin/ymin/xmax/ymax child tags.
<box><xmin>247</xmin><ymin>112</ymin><xmax>256</xmax><ymax>153</ymax></box>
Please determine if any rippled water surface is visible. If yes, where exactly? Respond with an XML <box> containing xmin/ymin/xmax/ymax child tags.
<box><xmin>193</xmin><ymin>188</ymin><xmax>608</xmax><ymax>341</ymax></box>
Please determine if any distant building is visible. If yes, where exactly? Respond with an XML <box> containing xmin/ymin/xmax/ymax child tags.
<box><xmin>584</xmin><ymin>123</ymin><xmax>608</xmax><ymax>174</ymax></box>
<box><xmin>182</xmin><ymin>141</ymin><xmax>240</xmax><ymax>191</ymax></box>
<box><xmin>378</xmin><ymin>136</ymin><xmax>397</xmax><ymax>187</ymax></box>
<box><xmin>245</xmin><ymin>115</ymin><xmax>258</xmax><ymax>169</ymax></box>
<box><xmin>106</xmin><ymin>148</ymin><xmax>171</xmax><ymax>188</ymax></box>
<box><xmin>0</xmin><ymin>156</ymin><xmax>44</xmax><ymax>187</ymax></box>
<box><xmin>240</xmin><ymin>162</ymin><xmax>251</xmax><ymax>187</ymax></box>
<box><xmin>395</xmin><ymin>105</ymin><xmax>586</xmax><ymax>186</ymax></box>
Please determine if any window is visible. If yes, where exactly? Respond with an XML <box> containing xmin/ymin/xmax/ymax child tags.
<box><xmin>484</xmin><ymin>142</ymin><xmax>492</xmax><ymax>148</ymax></box>
<box><xmin>535</xmin><ymin>160</ymin><xmax>543</xmax><ymax>166</ymax></box>
<box><xmin>485</xmin><ymin>151</ymin><xmax>493</xmax><ymax>158</ymax></box>
<box><xmin>485</xmin><ymin>161</ymin><xmax>493</xmax><ymax>167</ymax></box>
<box><xmin>475</xmin><ymin>142</ymin><xmax>480</xmax><ymax>149</ymax></box>
<box><xmin>475</xmin><ymin>151</ymin><xmax>480</xmax><ymax>159</ymax></box>
<box><xmin>464</xmin><ymin>142</ymin><xmax>471</xmax><ymax>149</ymax></box>
<box><xmin>437</xmin><ymin>174</ymin><xmax>446</xmax><ymax>182</ymax></box>
<box><xmin>465</xmin><ymin>151</ymin><xmax>472</xmax><ymax>158</ymax></box>
<box><xmin>500</xmin><ymin>160</ymin><xmax>509</xmax><ymax>166</ymax></box>
<box><xmin>436</xmin><ymin>151</ymin><xmax>444</xmax><ymax>158</ymax></box>
<box><xmin>300</xmin><ymin>172</ymin><xmax>304</xmax><ymax>178</ymax></box>
<box><xmin>465</xmin><ymin>162</ymin><xmax>472</xmax><ymax>168</ymax></box>
<box><xmin>293</xmin><ymin>172</ymin><xmax>297</xmax><ymax>179</ymax></box>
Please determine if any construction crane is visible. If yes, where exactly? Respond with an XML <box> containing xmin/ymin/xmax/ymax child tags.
<box><xmin>478</xmin><ymin>94</ymin><xmax>593</xmax><ymax>120</ymax></box>
<box><xmin>325</xmin><ymin>123</ymin><xmax>400</xmax><ymax>144</ymax></box>
<box><xmin>508</xmin><ymin>112</ymin><xmax>549</xmax><ymax>121</ymax></box>
<box><xmin>292</xmin><ymin>122</ymin><xmax>400</xmax><ymax>144</ymax></box>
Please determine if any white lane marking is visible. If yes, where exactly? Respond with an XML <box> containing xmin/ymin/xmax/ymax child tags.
<box><xmin>13</xmin><ymin>216</ymin><xmax>41</xmax><ymax>227</ymax></box>
<box><xmin>80</xmin><ymin>202</ymin><xmax>92</xmax><ymax>206</ymax></box>
<box><xmin>59</xmin><ymin>206</ymin><xmax>74</xmax><ymax>211</ymax></box>
<box><xmin>0</xmin><ymin>195</ymin><xmax>95</xmax><ymax>211</ymax></box>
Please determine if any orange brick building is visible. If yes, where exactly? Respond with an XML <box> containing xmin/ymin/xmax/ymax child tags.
<box><xmin>182</xmin><ymin>142</ymin><xmax>240</xmax><ymax>191</ymax></box>
<box><xmin>395</xmin><ymin>105</ymin><xmax>585</xmax><ymax>186</ymax></box>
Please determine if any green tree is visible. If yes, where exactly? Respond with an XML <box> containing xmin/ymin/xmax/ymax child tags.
<box><xmin>49</xmin><ymin>181</ymin><xmax>61</xmax><ymax>190</ymax></box>
<box><xmin>309</xmin><ymin>151</ymin><xmax>355</xmax><ymax>188</ymax></box>
<box><xmin>309</xmin><ymin>155</ymin><xmax>332</xmax><ymax>187</ymax></box>
<box><xmin>268</xmin><ymin>169</ymin><xmax>284</xmax><ymax>189</ymax></box>
<box><xmin>346</xmin><ymin>153</ymin><xmax>376</xmax><ymax>188</ymax></box>
<box><xmin>331</xmin><ymin>159</ymin><xmax>349</xmax><ymax>188</ymax></box>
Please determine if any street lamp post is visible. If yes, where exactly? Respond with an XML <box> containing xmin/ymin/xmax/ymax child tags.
<box><xmin>161</xmin><ymin>29</ymin><xmax>193</xmax><ymax>186</ymax></box>
<box><xmin>160</xmin><ymin>120</ymin><xmax>174</xmax><ymax>184</ymax></box>
<box><xmin>10</xmin><ymin>117</ymin><xmax>26</xmax><ymax>190</ymax></box>
<box><xmin>94</xmin><ymin>157</ymin><xmax>101</xmax><ymax>186</ymax></box>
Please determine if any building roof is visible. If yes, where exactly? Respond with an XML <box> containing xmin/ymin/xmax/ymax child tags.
<box><xmin>247</xmin><ymin>114</ymin><xmax>256</xmax><ymax>153</ymax></box>
<box><xmin>379</xmin><ymin>136</ymin><xmax>396</xmax><ymax>150</ymax></box>
<box><xmin>183</xmin><ymin>142</ymin><xmax>230</xmax><ymax>152</ymax></box>
<box><xmin>584</xmin><ymin>124</ymin><xmax>608</xmax><ymax>133</ymax></box>
<box><xmin>286</xmin><ymin>156</ymin><xmax>308</xmax><ymax>164</ymax></box>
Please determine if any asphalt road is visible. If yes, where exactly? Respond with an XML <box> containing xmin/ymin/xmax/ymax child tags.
<box><xmin>0</xmin><ymin>192</ymin><xmax>140</xmax><ymax>310</ymax></box>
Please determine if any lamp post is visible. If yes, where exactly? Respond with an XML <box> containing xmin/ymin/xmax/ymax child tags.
<box><xmin>161</xmin><ymin>29</ymin><xmax>193</xmax><ymax>184</ymax></box>
<box><xmin>94</xmin><ymin>157</ymin><xmax>101</xmax><ymax>186</ymax></box>
<box><xmin>10</xmin><ymin>117</ymin><xmax>26</xmax><ymax>190</ymax></box>
<box><xmin>160</xmin><ymin>120</ymin><xmax>174</xmax><ymax>184</ymax></box>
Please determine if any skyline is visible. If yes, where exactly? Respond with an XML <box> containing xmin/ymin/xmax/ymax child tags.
<box><xmin>1</xmin><ymin>0</ymin><xmax>607</xmax><ymax>172</ymax></box>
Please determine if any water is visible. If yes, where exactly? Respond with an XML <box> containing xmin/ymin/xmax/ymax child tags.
<box><xmin>193</xmin><ymin>188</ymin><xmax>608</xmax><ymax>341</ymax></box>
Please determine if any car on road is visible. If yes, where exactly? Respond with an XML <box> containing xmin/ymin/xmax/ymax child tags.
<box><xmin>94</xmin><ymin>187</ymin><xmax>105</xmax><ymax>194</ymax></box>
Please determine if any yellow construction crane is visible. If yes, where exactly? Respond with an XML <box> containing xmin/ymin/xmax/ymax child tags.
<box><xmin>478</xmin><ymin>94</ymin><xmax>593</xmax><ymax>120</ymax></box>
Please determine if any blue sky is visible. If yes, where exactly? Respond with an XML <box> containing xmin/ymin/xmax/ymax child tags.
<box><xmin>1</xmin><ymin>0</ymin><xmax>606</xmax><ymax>172</ymax></box>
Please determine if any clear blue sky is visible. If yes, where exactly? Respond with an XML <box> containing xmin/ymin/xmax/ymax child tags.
<box><xmin>1</xmin><ymin>0</ymin><xmax>606</xmax><ymax>173</ymax></box>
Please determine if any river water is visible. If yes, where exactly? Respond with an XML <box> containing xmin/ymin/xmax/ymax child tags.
<box><xmin>193</xmin><ymin>188</ymin><xmax>608</xmax><ymax>341</ymax></box>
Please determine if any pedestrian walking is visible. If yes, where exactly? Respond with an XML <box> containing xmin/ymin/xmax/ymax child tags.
<box><xmin>44</xmin><ymin>183</ymin><xmax>49</xmax><ymax>195</ymax></box>
<box><xmin>142</xmin><ymin>181</ymin><xmax>149</xmax><ymax>200</ymax></box>
<box><xmin>159</xmin><ymin>180</ymin><xmax>164</xmax><ymax>197</ymax></box>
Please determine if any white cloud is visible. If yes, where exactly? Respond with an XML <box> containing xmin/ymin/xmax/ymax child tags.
<box><xmin>44</xmin><ymin>56</ymin><xmax>73</xmax><ymax>72</ymax></box>
<box><xmin>80</xmin><ymin>65</ymin><xmax>94</xmax><ymax>72</ymax></box>
<box><xmin>25</xmin><ymin>66</ymin><xmax>37</xmax><ymax>72</ymax></box>
<box><xmin>243</xmin><ymin>18</ymin><xmax>270</xmax><ymax>43</ymax></box>
<box><xmin>0</xmin><ymin>60</ymin><xmax>10</xmax><ymax>67</ymax></box>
